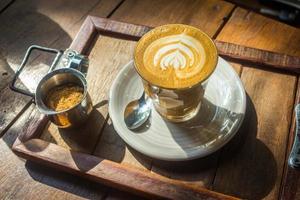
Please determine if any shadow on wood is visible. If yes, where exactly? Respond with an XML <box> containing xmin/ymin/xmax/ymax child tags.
<box><xmin>94</xmin><ymin>120</ymin><xmax>132</xmax><ymax>164</ymax></box>
<box><xmin>25</xmin><ymin>161</ymin><xmax>108</xmax><ymax>199</ymax></box>
<box><xmin>0</xmin><ymin>52</ymin><xmax>14</xmax><ymax>92</ymax></box>
<box><xmin>213</xmin><ymin>93</ymin><xmax>277</xmax><ymax>199</ymax></box>
<box><xmin>0</xmin><ymin>2</ymin><xmax>73</xmax><ymax>136</ymax></box>
<box><xmin>54</xmin><ymin>101</ymin><xmax>108</xmax><ymax>171</ymax></box>
<box><xmin>56</xmin><ymin>108</ymin><xmax>106</xmax><ymax>151</ymax></box>
<box><xmin>126</xmin><ymin>93</ymin><xmax>277</xmax><ymax>200</ymax></box>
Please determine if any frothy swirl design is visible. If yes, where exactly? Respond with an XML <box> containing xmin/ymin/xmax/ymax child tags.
<box><xmin>143</xmin><ymin>33</ymin><xmax>206</xmax><ymax>79</ymax></box>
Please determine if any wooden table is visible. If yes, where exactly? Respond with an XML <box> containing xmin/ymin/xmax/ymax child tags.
<box><xmin>1</xmin><ymin>0</ymin><xmax>300</xmax><ymax>199</ymax></box>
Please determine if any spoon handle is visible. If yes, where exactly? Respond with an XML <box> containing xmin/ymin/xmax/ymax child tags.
<box><xmin>288</xmin><ymin>104</ymin><xmax>300</xmax><ymax>169</ymax></box>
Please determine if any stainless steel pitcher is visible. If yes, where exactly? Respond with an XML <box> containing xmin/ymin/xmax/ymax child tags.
<box><xmin>10</xmin><ymin>45</ymin><xmax>93</xmax><ymax>128</ymax></box>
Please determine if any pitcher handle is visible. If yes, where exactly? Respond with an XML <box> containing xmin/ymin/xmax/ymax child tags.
<box><xmin>9</xmin><ymin>45</ymin><xmax>62</xmax><ymax>97</ymax></box>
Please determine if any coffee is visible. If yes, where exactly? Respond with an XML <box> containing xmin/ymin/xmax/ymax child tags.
<box><xmin>46</xmin><ymin>84</ymin><xmax>83</xmax><ymax>112</ymax></box>
<box><xmin>134</xmin><ymin>24</ymin><xmax>218</xmax><ymax>122</ymax></box>
<box><xmin>134</xmin><ymin>24</ymin><xmax>217</xmax><ymax>89</ymax></box>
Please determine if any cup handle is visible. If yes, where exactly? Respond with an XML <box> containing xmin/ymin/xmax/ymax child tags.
<box><xmin>9</xmin><ymin>45</ymin><xmax>63</xmax><ymax>97</ymax></box>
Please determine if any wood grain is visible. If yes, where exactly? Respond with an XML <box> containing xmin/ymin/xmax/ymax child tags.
<box><xmin>215</xmin><ymin>40</ymin><xmax>300</xmax><ymax>74</ymax></box>
<box><xmin>0</xmin><ymin>0</ymin><xmax>122</xmax><ymax>199</ymax></box>
<box><xmin>0</xmin><ymin>0</ymin><xmax>121</xmax><ymax>135</ymax></box>
<box><xmin>0</xmin><ymin>86</ymin><xmax>32</xmax><ymax>137</ymax></box>
<box><xmin>5</xmin><ymin>0</ymin><xmax>122</xmax><ymax>153</ymax></box>
<box><xmin>13</xmin><ymin>139</ymin><xmax>239</xmax><ymax>200</ymax></box>
<box><xmin>111</xmin><ymin>0</ymin><xmax>234</xmax><ymax>38</ymax></box>
<box><xmin>88</xmin><ymin>34</ymin><xmax>152</xmax><ymax>170</ymax></box>
<box><xmin>8</xmin><ymin>15</ymin><xmax>243</xmax><ymax>199</ymax></box>
<box><xmin>216</xmin><ymin>8</ymin><xmax>300</xmax><ymax>56</ymax></box>
<box><xmin>69</xmin><ymin>16</ymin><xmax>96</xmax><ymax>54</ymax></box>
<box><xmin>71</xmin><ymin>17</ymin><xmax>300</xmax><ymax>74</ymax></box>
<box><xmin>91</xmin><ymin>16</ymin><xmax>151</xmax><ymax>40</ymax></box>
<box><xmin>93</xmin><ymin>0</ymin><xmax>235</xmax><ymax>192</ymax></box>
<box><xmin>213</xmin><ymin>7</ymin><xmax>300</xmax><ymax>200</ymax></box>
<box><xmin>40</xmin><ymin>34</ymin><xmax>136</xmax><ymax>154</ymax></box>
<box><xmin>4</xmin><ymin>2</ymin><xmax>300</xmax><ymax>200</ymax></box>
<box><xmin>280</xmin><ymin>75</ymin><xmax>300</xmax><ymax>200</ymax></box>
<box><xmin>0</xmin><ymin>52</ymin><xmax>14</xmax><ymax>92</ymax></box>
<box><xmin>104</xmin><ymin>190</ymin><xmax>144</xmax><ymax>200</ymax></box>
<box><xmin>1</xmin><ymin>104</ymin><xmax>108</xmax><ymax>199</ymax></box>
<box><xmin>39</xmin><ymin>52</ymin><xmax>108</xmax><ymax>153</ymax></box>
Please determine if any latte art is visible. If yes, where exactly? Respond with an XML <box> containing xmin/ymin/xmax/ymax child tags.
<box><xmin>144</xmin><ymin>34</ymin><xmax>206</xmax><ymax>79</ymax></box>
<box><xmin>134</xmin><ymin>24</ymin><xmax>217</xmax><ymax>89</ymax></box>
<box><xmin>152</xmin><ymin>34</ymin><xmax>204</xmax><ymax>71</ymax></box>
<box><xmin>159</xmin><ymin>50</ymin><xmax>186</xmax><ymax>70</ymax></box>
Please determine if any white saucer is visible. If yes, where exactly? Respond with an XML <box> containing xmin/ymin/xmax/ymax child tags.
<box><xmin>109</xmin><ymin>57</ymin><xmax>246</xmax><ymax>161</ymax></box>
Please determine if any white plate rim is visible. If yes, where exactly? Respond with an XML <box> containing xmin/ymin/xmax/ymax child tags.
<box><xmin>109</xmin><ymin>57</ymin><xmax>246</xmax><ymax>161</ymax></box>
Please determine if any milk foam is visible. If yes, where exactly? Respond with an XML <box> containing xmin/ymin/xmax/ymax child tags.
<box><xmin>135</xmin><ymin>24</ymin><xmax>217</xmax><ymax>89</ymax></box>
<box><xmin>143</xmin><ymin>33</ymin><xmax>206</xmax><ymax>80</ymax></box>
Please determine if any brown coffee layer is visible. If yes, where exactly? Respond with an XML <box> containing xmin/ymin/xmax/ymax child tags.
<box><xmin>134</xmin><ymin>24</ymin><xmax>218</xmax><ymax>89</ymax></box>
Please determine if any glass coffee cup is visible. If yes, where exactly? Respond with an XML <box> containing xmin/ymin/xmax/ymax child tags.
<box><xmin>134</xmin><ymin>24</ymin><xmax>218</xmax><ymax>122</ymax></box>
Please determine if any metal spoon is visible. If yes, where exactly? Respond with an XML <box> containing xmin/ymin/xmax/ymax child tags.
<box><xmin>124</xmin><ymin>92</ymin><xmax>151</xmax><ymax>130</ymax></box>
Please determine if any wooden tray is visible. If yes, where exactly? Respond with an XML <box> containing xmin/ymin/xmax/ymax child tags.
<box><xmin>11</xmin><ymin>16</ymin><xmax>300</xmax><ymax>200</ymax></box>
